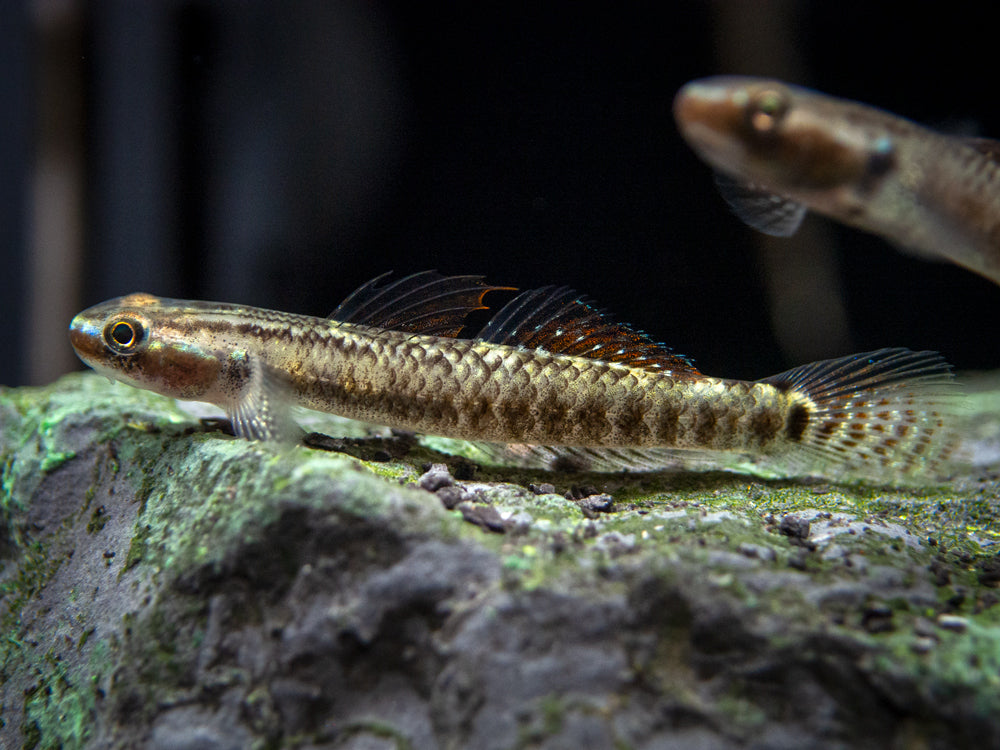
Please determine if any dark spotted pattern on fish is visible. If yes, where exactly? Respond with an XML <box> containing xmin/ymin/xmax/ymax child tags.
<box><xmin>69</xmin><ymin>273</ymin><xmax>962</xmax><ymax>483</ymax></box>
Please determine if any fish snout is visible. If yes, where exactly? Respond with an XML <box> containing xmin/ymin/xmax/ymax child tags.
<box><xmin>68</xmin><ymin>314</ymin><xmax>106</xmax><ymax>366</ymax></box>
<box><xmin>673</xmin><ymin>79</ymin><xmax>736</xmax><ymax>130</ymax></box>
<box><xmin>673</xmin><ymin>79</ymin><xmax>751</xmax><ymax>174</ymax></box>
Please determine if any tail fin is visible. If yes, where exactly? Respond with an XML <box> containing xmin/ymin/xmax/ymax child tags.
<box><xmin>761</xmin><ymin>348</ymin><xmax>963</xmax><ymax>482</ymax></box>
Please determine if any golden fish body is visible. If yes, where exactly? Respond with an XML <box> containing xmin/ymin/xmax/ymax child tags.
<box><xmin>69</xmin><ymin>273</ymin><xmax>960</xmax><ymax>482</ymax></box>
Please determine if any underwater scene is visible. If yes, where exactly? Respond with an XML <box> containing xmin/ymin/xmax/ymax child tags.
<box><xmin>3</xmin><ymin>3</ymin><xmax>1000</xmax><ymax>748</ymax></box>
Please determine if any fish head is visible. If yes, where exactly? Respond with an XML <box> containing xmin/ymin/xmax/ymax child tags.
<box><xmin>674</xmin><ymin>76</ymin><xmax>886</xmax><ymax>194</ymax></box>
<box><xmin>69</xmin><ymin>293</ymin><xmax>223</xmax><ymax>401</ymax></box>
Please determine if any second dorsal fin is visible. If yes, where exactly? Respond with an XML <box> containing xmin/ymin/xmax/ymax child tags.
<box><xmin>476</xmin><ymin>285</ymin><xmax>700</xmax><ymax>374</ymax></box>
<box><xmin>329</xmin><ymin>271</ymin><xmax>513</xmax><ymax>337</ymax></box>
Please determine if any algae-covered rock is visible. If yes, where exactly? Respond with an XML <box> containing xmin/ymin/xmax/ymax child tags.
<box><xmin>3</xmin><ymin>373</ymin><xmax>1000</xmax><ymax>749</ymax></box>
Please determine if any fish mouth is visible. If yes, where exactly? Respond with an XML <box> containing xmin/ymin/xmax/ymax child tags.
<box><xmin>673</xmin><ymin>80</ymin><xmax>749</xmax><ymax>171</ymax></box>
<box><xmin>673</xmin><ymin>80</ymin><xmax>732</xmax><ymax>123</ymax></box>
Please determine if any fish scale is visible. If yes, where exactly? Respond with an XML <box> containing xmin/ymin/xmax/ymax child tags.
<box><xmin>69</xmin><ymin>273</ymin><xmax>962</xmax><ymax>482</ymax></box>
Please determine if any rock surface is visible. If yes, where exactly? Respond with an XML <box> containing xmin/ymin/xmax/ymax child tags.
<box><xmin>3</xmin><ymin>373</ymin><xmax>1000</xmax><ymax>749</ymax></box>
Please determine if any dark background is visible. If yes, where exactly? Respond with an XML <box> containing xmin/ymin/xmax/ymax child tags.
<box><xmin>3</xmin><ymin>1</ymin><xmax>998</xmax><ymax>388</ymax></box>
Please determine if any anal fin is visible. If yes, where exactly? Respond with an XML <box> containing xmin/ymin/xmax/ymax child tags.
<box><xmin>467</xmin><ymin>442</ymin><xmax>740</xmax><ymax>474</ymax></box>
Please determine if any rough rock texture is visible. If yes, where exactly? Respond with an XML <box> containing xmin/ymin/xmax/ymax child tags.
<box><xmin>3</xmin><ymin>373</ymin><xmax>1000</xmax><ymax>749</ymax></box>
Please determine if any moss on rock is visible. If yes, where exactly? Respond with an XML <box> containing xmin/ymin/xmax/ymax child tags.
<box><xmin>2</xmin><ymin>373</ymin><xmax>1000</xmax><ymax>748</ymax></box>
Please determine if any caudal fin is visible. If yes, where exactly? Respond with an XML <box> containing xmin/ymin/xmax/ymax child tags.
<box><xmin>762</xmin><ymin>348</ymin><xmax>963</xmax><ymax>482</ymax></box>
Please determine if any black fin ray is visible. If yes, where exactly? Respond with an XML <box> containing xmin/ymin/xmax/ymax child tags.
<box><xmin>329</xmin><ymin>271</ymin><xmax>513</xmax><ymax>337</ymax></box>
<box><xmin>477</xmin><ymin>286</ymin><xmax>574</xmax><ymax>346</ymax></box>
<box><xmin>476</xmin><ymin>286</ymin><xmax>699</xmax><ymax>374</ymax></box>
<box><xmin>714</xmin><ymin>172</ymin><xmax>807</xmax><ymax>237</ymax></box>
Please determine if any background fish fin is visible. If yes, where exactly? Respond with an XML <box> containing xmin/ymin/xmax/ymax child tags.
<box><xmin>886</xmin><ymin>239</ymin><xmax>950</xmax><ymax>262</ymax></box>
<box><xmin>760</xmin><ymin>348</ymin><xmax>963</xmax><ymax>482</ymax></box>
<box><xmin>226</xmin><ymin>354</ymin><xmax>300</xmax><ymax>442</ymax></box>
<box><xmin>961</xmin><ymin>136</ymin><xmax>1000</xmax><ymax>162</ymax></box>
<box><xmin>328</xmin><ymin>270</ymin><xmax>513</xmax><ymax>337</ymax></box>
<box><xmin>713</xmin><ymin>172</ymin><xmax>807</xmax><ymax>237</ymax></box>
<box><xmin>475</xmin><ymin>286</ymin><xmax>700</xmax><ymax>374</ymax></box>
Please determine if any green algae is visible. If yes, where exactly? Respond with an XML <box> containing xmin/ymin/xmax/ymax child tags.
<box><xmin>4</xmin><ymin>371</ymin><xmax>1000</xmax><ymax>747</ymax></box>
<box><xmin>873</xmin><ymin>618</ymin><xmax>1000</xmax><ymax>716</ymax></box>
<box><xmin>22</xmin><ymin>652</ymin><xmax>95</xmax><ymax>750</ymax></box>
<box><xmin>0</xmin><ymin>375</ymin><xmax>465</xmax><ymax>747</ymax></box>
<box><xmin>38</xmin><ymin>452</ymin><xmax>75</xmax><ymax>474</ymax></box>
<box><xmin>333</xmin><ymin>720</ymin><xmax>415</xmax><ymax>750</ymax></box>
<box><xmin>91</xmin><ymin>429</ymin><xmax>458</xmax><ymax>581</ymax></box>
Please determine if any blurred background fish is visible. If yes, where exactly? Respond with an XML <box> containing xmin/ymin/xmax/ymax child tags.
<box><xmin>674</xmin><ymin>76</ymin><xmax>1000</xmax><ymax>285</ymax></box>
<box><xmin>3</xmin><ymin>0</ymin><xmax>999</xmax><ymax>390</ymax></box>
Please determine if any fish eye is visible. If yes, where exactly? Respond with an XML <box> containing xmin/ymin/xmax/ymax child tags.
<box><xmin>747</xmin><ymin>89</ymin><xmax>789</xmax><ymax>134</ymax></box>
<box><xmin>104</xmin><ymin>318</ymin><xmax>145</xmax><ymax>353</ymax></box>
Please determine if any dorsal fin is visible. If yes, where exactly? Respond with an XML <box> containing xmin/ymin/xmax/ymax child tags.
<box><xmin>329</xmin><ymin>271</ymin><xmax>513</xmax><ymax>337</ymax></box>
<box><xmin>476</xmin><ymin>286</ymin><xmax>700</xmax><ymax>374</ymax></box>
<box><xmin>962</xmin><ymin>136</ymin><xmax>1000</xmax><ymax>163</ymax></box>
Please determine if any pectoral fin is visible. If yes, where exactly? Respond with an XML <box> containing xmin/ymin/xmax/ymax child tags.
<box><xmin>225</xmin><ymin>353</ymin><xmax>299</xmax><ymax>442</ymax></box>
<box><xmin>713</xmin><ymin>172</ymin><xmax>807</xmax><ymax>237</ymax></box>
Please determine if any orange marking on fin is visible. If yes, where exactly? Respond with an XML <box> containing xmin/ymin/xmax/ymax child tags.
<box><xmin>478</xmin><ymin>285</ymin><xmax>700</xmax><ymax>374</ymax></box>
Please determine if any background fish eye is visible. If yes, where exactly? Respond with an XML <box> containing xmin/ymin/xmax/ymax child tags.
<box><xmin>748</xmin><ymin>89</ymin><xmax>788</xmax><ymax>134</ymax></box>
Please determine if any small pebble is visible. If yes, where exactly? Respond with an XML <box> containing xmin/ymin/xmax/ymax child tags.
<box><xmin>861</xmin><ymin>603</ymin><xmax>894</xmax><ymax>634</ymax></box>
<box><xmin>435</xmin><ymin>485</ymin><xmax>466</xmax><ymax>510</ymax></box>
<box><xmin>566</xmin><ymin>485</ymin><xmax>600</xmax><ymax>500</ymax></box>
<box><xmin>577</xmin><ymin>494</ymin><xmax>614</xmax><ymax>515</ymax></box>
<box><xmin>737</xmin><ymin>543</ymin><xmax>776</xmax><ymax>562</ymax></box>
<box><xmin>529</xmin><ymin>483</ymin><xmax>556</xmax><ymax>495</ymax></box>
<box><xmin>458</xmin><ymin>503</ymin><xmax>506</xmax><ymax>533</ymax></box>
<box><xmin>778</xmin><ymin>514</ymin><xmax>811</xmax><ymax>541</ymax></box>
<box><xmin>936</xmin><ymin>614</ymin><xmax>969</xmax><ymax>633</ymax></box>
<box><xmin>418</xmin><ymin>463</ymin><xmax>454</xmax><ymax>492</ymax></box>
<box><xmin>976</xmin><ymin>558</ymin><xmax>1000</xmax><ymax>587</ymax></box>
<box><xmin>911</xmin><ymin>636</ymin><xmax>936</xmax><ymax>654</ymax></box>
